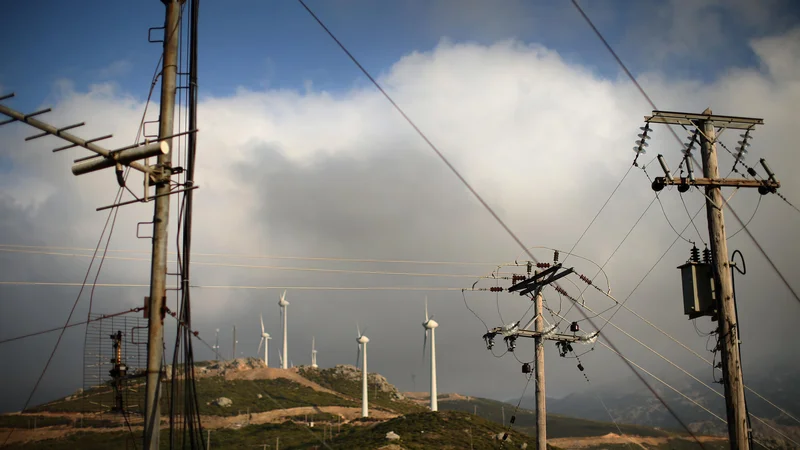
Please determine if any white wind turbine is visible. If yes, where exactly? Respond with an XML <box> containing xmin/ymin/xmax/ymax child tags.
<box><xmin>311</xmin><ymin>336</ymin><xmax>318</xmax><ymax>369</ymax></box>
<box><xmin>356</xmin><ymin>324</ymin><xmax>370</xmax><ymax>418</ymax></box>
<box><xmin>422</xmin><ymin>296</ymin><xmax>439</xmax><ymax>412</ymax></box>
<box><xmin>257</xmin><ymin>314</ymin><xmax>271</xmax><ymax>367</ymax></box>
<box><xmin>278</xmin><ymin>290</ymin><xmax>289</xmax><ymax>369</ymax></box>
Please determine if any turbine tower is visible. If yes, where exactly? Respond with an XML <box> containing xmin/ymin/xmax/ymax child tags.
<box><xmin>278</xmin><ymin>290</ymin><xmax>289</xmax><ymax>369</ymax></box>
<box><xmin>311</xmin><ymin>336</ymin><xmax>318</xmax><ymax>369</ymax></box>
<box><xmin>257</xmin><ymin>314</ymin><xmax>271</xmax><ymax>367</ymax></box>
<box><xmin>422</xmin><ymin>296</ymin><xmax>439</xmax><ymax>412</ymax></box>
<box><xmin>356</xmin><ymin>325</ymin><xmax>370</xmax><ymax>418</ymax></box>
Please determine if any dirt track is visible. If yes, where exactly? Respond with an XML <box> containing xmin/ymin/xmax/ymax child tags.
<box><xmin>0</xmin><ymin>405</ymin><xmax>398</xmax><ymax>445</ymax></box>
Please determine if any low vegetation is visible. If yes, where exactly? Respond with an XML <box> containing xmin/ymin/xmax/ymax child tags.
<box><xmin>298</xmin><ymin>366</ymin><xmax>427</xmax><ymax>415</ymax></box>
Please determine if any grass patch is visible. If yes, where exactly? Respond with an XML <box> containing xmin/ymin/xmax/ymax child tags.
<box><xmin>195</xmin><ymin>376</ymin><xmax>355</xmax><ymax>416</ymax></box>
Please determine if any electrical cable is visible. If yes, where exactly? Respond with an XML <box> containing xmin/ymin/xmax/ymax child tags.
<box><xmin>727</xmin><ymin>195</ymin><xmax>761</xmax><ymax>240</ymax></box>
<box><xmin>680</xmin><ymin>190</ymin><xmax>707</xmax><ymax>246</ymax></box>
<box><xmin>563</xmin><ymin>163</ymin><xmax>636</xmax><ymax>265</ymax></box>
<box><xmin>0</xmin><ymin>246</ymin><xmax>494</xmax><ymax>272</ymax></box>
<box><xmin>0</xmin><ymin>308</ymin><xmax>143</xmax><ymax>345</ymax></box>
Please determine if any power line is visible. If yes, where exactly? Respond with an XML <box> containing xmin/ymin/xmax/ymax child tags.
<box><xmin>563</xmin><ymin>163</ymin><xmax>636</xmax><ymax>265</ymax></box>
<box><xmin>0</xmin><ymin>244</ymin><xmax>495</xmax><ymax>266</ymax></box>
<box><xmin>0</xmin><ymin>247</ymin><xmax>485</xmax><ymax>279</ymax></box>
<box><xmin>0</xmin><ymin>281</ymin><xmax>468</xmax><ymax>291</ymax></box>
<box><xmin>0</xmin><ymin>308</ymin><xmax>142</xmax><ymax>345</ymax></box>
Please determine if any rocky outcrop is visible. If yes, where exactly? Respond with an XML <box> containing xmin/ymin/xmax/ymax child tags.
<box><xmin>330</xmin><ymin>365</ymin><xmax>404</xmax><ymax>400</ymax></box>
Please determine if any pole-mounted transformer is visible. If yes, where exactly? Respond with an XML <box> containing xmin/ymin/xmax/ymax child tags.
<box><xmin>678</xmin><ymin>246</ymin><xmax>716</xmax><ymax>319</ymax></box>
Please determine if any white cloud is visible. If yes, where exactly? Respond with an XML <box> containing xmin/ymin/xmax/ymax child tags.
<box><xmin>1</xmin><ymin>28</ymin><xmax>799</xmax><ymax>410</ymax></box>
<box><xmin>96</xmin><ymin>59</ymin><xmax>133</xmax><ymax>80</ymax></box>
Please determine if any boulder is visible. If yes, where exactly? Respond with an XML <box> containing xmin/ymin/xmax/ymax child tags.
<box><xmin>385</xmin><ymin>431</ymin><xmax>400</xmax><ymax>441</ymax></box>
<box><xmin>212</xmin><ymin>397</ymin><xmax>233</xmax><ymax>407</ymax></box>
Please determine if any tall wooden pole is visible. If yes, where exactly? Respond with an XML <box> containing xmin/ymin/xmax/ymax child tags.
<box><xmin>534</xmin><ymin>286</ymin><xmax>546</xmax><ymax>450</ymax></box>
<box><xmin>699</xmin><ymin>109</ymin><xmax>749</xmax><ymax>450</ymax></box>
<box><xmin>144</xmin><ymin>1</ymin><xmax>180</xmax><ymax>449</ymax></box>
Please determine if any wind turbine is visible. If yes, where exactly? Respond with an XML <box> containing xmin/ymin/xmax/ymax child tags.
<box><xmin>422</xmin><ymin>296</ymin><xmax>439</xmax><ymax>412</ymax></box>
<box><xmin>356</xmin><ymin>324</ymin><xmax>370</xmax><ymax>418</ymax></box>
<box><xmin>278</xmin><ymin>290</ymin><xmax>289</xmax><ymax>369</ymax></box>
<box><xmin>213</xmin><ymin>328</ymin><xmax>220</xmax><ymax>361</ymax></box>
<box><xmin>311</xmin><ymin>336</ymin><xmax>318</xmax><ymax>369</ymax></box>
<box><xmin>257</xmin><ymin>314</ymin><xmax>271</xmax><ymax>367</ymax></box>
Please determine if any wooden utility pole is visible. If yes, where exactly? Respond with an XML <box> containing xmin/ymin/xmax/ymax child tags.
<box><xmin>699</xmin><ymin>110</ymin><xmax>748</xmax><ymax>450</ymax></box>
<box><xmin>645</xmin><ymin>109</ymin><xmax>780</xmax><ymax>450</ymax></box>
<box><xmin>534</xmin><ymin>287</ymin><xmax>546</xmax><ymax>450</ymax></box>
<box><xmin>144</xmin><ymin>1</ymin><xmax>181</xmax><ymax>449</ymax></box>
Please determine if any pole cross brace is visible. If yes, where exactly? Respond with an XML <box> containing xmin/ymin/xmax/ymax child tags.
<box><xmin>486</xmin><ymin>326</ymin><xmax>596</xmax><ymax>343</ymax></box>
<box><xmin>653</xmin><ymin>176</ymin><xmax>780</xmax><ymax>192</ymax></box>
<box><xmin>508</xmin><ymin>263</ymin><xmax>575</xmax><ymax>296</ymax></box>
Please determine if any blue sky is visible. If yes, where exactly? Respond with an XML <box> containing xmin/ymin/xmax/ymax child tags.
<box><xmin>2</xmin><ymin>0</ymin><xmax>799</xmax><ymax>112</ymax></box>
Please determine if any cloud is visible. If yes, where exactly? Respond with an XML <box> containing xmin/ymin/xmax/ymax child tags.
<box><xmin>96</xmin><ymin>59</ymin><xmax>133</xmax><ymax>80</ymax></box>
<box><xmin>1</xmin><ymin>29</ymin><xmax>799</xmax><ymax>413</ymax></box>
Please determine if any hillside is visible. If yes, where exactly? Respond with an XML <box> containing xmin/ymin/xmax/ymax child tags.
<box><xmin>522</xmin><ymin>363</ymin><xmax>800</xmax><ymax>449</ymax></box>
<box><xmin>437</xmin><ymin>395</ymin><xmax>729</xmax><ymax>449</ymax></box>
<box><xmin>0</xmin><ymin>358</ymin><xmax>735</xmax><ymax>449</ymax></box>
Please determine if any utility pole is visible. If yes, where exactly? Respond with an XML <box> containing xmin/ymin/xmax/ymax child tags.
<box><xmin>143</xmin><ymin>1</ymin><xmax>181</xmax><ymax>449</ymax></box>
<box><xmin>481</xmin><ymin>263</ymin><xmax>591</xmax><ymax>446</ymax></box>
<box><xmin>534</xmin><ymin>286</ymin><xmax>546</xmax><ymax>450</ymax></box>
<box><xmin>207</xmin><ymin>429</ymin><xmax>211</xmax><ymax>449</ymax></box>
<box><xmin>645</xmin><ymin>109</ymin><xmax>780</xmax><ymax>450</ymax></box>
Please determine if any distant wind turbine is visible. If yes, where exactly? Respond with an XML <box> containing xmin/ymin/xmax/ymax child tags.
<box><xmin>257</xmin><ymin>314</ymin><xmax>271</xmax><ymax>367</ymax></box>
<box><xmin>311</xmin><ymin>336</ymin><xmax>318</xmax><ymax>369</ymax></box>
<box><xmin>278</xmin><ymin>290</ymin><xmax>289</xmax><ymax>369</ymax></box>
<box><xmin>422</xmin><ymin>296</ymin><xmax>439</xmax><ymax>412</ymax></box>
<box><xmin>356</xmin><ymin>324</ymin><xmax>370</xmax><ymax>418</ymax></box>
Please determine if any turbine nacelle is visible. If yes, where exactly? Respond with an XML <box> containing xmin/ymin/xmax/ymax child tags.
<box><xmin>278</xmin><ymin>290</ymin><xmax>289</xmax><ymax>307</ymax></box>
<box><xmin>423</xmin><ymin>318</ymin><xmax>438</xmax><ymax>329</ymax></box>
<box><xmin>357</xmin><ymin>335</ymin><xmax>370</xmax><ymax>344</ymax></box>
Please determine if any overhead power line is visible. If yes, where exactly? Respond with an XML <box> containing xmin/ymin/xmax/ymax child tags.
<box><xmin>0</xmin><ymin>247</ymin><xmax>484</xmax><ymax>279</ymax></box>
<box><xmin>0</xmin><ymin>244</ymin><xmax>495</xmax><ymax>266</ymax></box>
<box><xmin>0</xmin><ymin>308</ymin><xmax>142</xmax><ymax>345</ymax></box>
<box><xmin>0</xmin><ymin>281</ymin><xmax>467</xmax><ymax>291</ymax></box>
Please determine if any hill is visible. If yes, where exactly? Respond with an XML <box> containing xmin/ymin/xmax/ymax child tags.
<box><xmin>0</xmin><ymin>358</ymin><xmax>736</xmax><ymax>449</ymax></box>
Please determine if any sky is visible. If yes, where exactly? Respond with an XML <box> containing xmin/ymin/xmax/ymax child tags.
<box><xmin>1</xmin><ymin>0</ymin><xmax>800</xmax><ymax>417</ymax></box>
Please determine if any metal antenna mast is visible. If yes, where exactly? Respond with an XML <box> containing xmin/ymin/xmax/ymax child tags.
<box><xmin>645</xmin><ymin>109</ymin><xmax>780</xmax><ymax>450</ymax></box>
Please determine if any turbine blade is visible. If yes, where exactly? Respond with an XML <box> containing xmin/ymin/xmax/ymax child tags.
<box><xmin>257</xmin><ymin>337</ymin><xmax>264</xmax><ymax>356</ymax></box>
<box><xmin>424</xmin><ymin>296</ymin><xmax>429</xmax><ymax>321</ymax></box>
<box><xmin>281</xmin><ymin>289</ymin><xmax>286</xmax><ymax>302</ymax></box>
<box><xmin>260</xmin><ymin>314</ymin><xmax>265</xmax><ymax>334</ymax></box>
<box><xmin>278</xmin><ymin>350</ymin><xmax>283</xmax><ymax>367</ymax></box>
<box><xmin>357</xmin><ymin>323</ymin><xmax>361</xmax><ymax>337</ymax></box>
<box><xmin>312</xmin><ymin>336</ymin><xmax>315</xmax><ymax>351</ymax></box>
<box><xmin>422</xmin><ymin>329</ymin><xmax>428</xmax><ymax>363</ymax></box>
<box><xmin>356</xmin><ymin>345</ymin><xmax>361</xmax><ymax>369</ymax></box>
<box><xmin>362</xmin><ymin>327</ymin><xmax>368</xmax><ymax>337</ymax></box>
